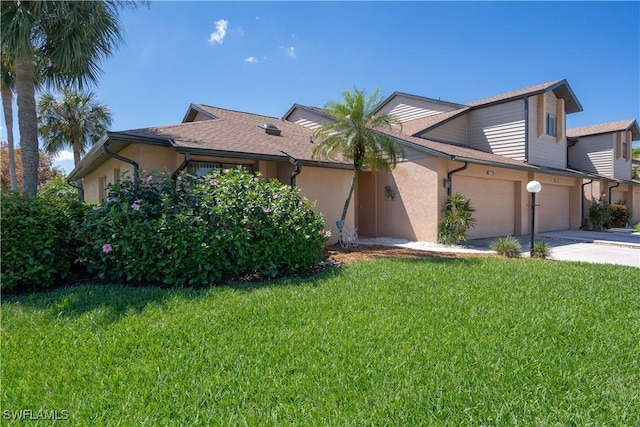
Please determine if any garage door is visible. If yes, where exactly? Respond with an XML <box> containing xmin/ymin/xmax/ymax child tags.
<box><xmin>455</xmin><ymin>176</ymin><xmax>515</xmax><ymax>239</ymax></box>
<box><xmin>538</xmin><ymin>185</ymin><xmax>570</xmax><ymax>232</ymax></box>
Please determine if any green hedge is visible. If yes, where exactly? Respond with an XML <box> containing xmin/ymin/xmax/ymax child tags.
<box><xmin>1</xmin><ymin>189</ymin><xmax>85</xmax><ymax>291</ymax></box>
<box><xmin>77</xmin><ymin>169</ymin><xmax>328</xmax><ymax>286</ymax></box>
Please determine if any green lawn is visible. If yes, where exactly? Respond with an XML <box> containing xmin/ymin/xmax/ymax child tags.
<box><xmin>2</xmin><ymin>258</ymin><xmax>639</xmax><ymax>426</ymax></box>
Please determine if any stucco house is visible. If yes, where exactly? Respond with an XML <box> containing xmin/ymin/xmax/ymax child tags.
<box><xmin>69</xmin><ymin>79</ymin><xmax>640</xmax><ymax>243</ymax></box>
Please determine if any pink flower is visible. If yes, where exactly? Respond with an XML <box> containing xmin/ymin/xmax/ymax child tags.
<box><xmin>102</xmin><ymin>244</ymin><xmax>113</xmax><ymax>254</ymax></box>
<box><xmin>142</xmin><ymin>175</ymin><xmax>153</xmax><ymax>183</ymax></box>
<box><xmin>209</xmin><ymin>179</ymin><xmax>219</xmax><ymax>186</ymax></box>
<box><xmin>262</xmin><ymin>207</ymin><xmax>270</xmax><ymax>213</ymax></box>
<box><xmin>131</xmin><ymin>199</ymin><xmax>142</xmax><ymax>211</ymax></box>
<box><xmin>324</xmin><ymin>230</ymin><xmax>332</xmax><ymax>237</ymax></box>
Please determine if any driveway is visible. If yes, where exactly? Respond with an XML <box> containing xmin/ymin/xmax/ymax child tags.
<box><xmin>466</xmin><ymin>229</ymin><xmax>639</xmax><ymax>268</ymax></box>
<box><xmin>360</xmin><ymin>229</ymin><xmax>639</xmax><ymax>268</ymax></box>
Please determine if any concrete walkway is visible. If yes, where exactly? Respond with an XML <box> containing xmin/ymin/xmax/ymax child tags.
<box><xmin>359</xmin><ymin>229</ymin><xmax>640</xmax><ymax>268</ymax></box>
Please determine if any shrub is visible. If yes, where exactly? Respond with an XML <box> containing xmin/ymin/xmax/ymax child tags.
<box><xmin>0</xmin><ymin>189</ymin><xmax>85</xmax><ymax>291</ymax></box>
<box><xmin>490</xmin><ymin>235</ymin><xmax>522</xmax><ymax>258</ymax></box>
<box><xmin>530</xmin><ymin>241</ymin><xmax>551</xmax><ymax>259</ymax></box>
<box><xmin>77</xmin><ymin>169</ymin><xmax>328</xmax><ymax>286</ymax></box>
<box><xmin>607</xmin><ymin>203</ymin><xmax>629</xmax><ymax>228</ymax></box>
<box><xmin>588</xmin><ymin>198</ymin><xmax>611</xmax><ymax>231</ymax></box>
<box><xmin>437</xmin><ymin>193</ymin><xmax>476</xmax><ymax>245</ymax></box>
<box><xmin>635</xmin><ymin>222</ymin><xmax>640</xmax><ymax>232</ymax></box>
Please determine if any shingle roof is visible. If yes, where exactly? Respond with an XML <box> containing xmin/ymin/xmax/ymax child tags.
<box><xmin>119</xmin><ymin>106</ymin><xmax>340</xmax><ymax>163</ymax></box>
<box><xmin>466</xmin><ymin>80</ymin><xmax>562</xmax><ymax>107</ymax></box>
<box><xmin>567</xmin><ymin>119</ymin><xmax>640</xmax><ymax>139</ymax></box>
<box><xmin>466</xmin><ymin>79</ymin><xmax>582</xmax><ymax>113</ymax></box>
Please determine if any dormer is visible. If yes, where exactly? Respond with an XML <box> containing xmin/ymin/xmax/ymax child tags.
<box><xmin>182</xmin><ymin>104</ymin><xmax>219</xmax><ymax>123</ymax></box>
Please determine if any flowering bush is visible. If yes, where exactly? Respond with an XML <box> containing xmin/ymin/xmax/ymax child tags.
<box><xmin>77</xmin><ymin>169</ymin><xmax>328</xmax><ymax>285</ymax></box>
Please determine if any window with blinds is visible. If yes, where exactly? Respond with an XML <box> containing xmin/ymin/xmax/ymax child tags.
<box><xmin>186</xmin><ymin>161</ymin><xmax>253</xmax><ymax>177</ymax></box>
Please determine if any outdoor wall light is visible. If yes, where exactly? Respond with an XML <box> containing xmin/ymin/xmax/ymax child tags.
<box><xmin>384</xmin><ymin>185</ymin><xmax>396</xmax><ymax>201</ymax></box>
<box><xmin>526</xmin><ymin>180</ymin><xmax>542</xmax><ymax>252</ymax></box>
<box><xmin>486</xmin><ymin>170</ymin><xmax>494</xmax><ymax>176</ymax></box>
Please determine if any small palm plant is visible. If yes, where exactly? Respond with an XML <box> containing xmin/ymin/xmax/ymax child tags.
<box><xmin>312</xmin><ymin>88</ymin><xmax>404</xmax><ymax>223</ymax></box>
<box><xmin>437</xmin><ymin>193</ymin><xmax>476</xmax><ymax>245</ymax></box>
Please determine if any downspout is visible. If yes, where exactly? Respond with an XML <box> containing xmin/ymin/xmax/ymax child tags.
<box><xmin>103</xmin><ymin>140</ymin><xmax>139</xmax><ymax>189</ymax></box>
<box><xmin>445</xmin><ymin>161</ymin><xmax>469</xmax><ymax>197</ymax></box>
<box><xmin>524</xmin><ymin>96</ymin><xmax>529</xmax><ymax>163</ymax></box>
<box><xmin>66</xmin><ymin>178</ymin><xmax>84</xmax><ymax>201</ymax></box>
<box><xmin>280</xmin><ymin>150</ymin><xmax>301</xmax><ymax>188</ymax></box>
<box><xmin>608</xmin><ymin>182</ymin><xmax>620</xmax><ymax>203</ymax></box>
<box><xmin>172</xmin><ymin>152</ymin><xmax>190</xmax><ymax>180</ymax></box>
<box><xmin>580</xmin><ymin>179</ymin><xmax>593</xmax><ymax>229</ymax></box>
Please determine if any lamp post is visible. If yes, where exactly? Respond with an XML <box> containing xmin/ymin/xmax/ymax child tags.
<box><xmin>526</xmin><ymin>180</ymin><xmax>542</xmax><ymax>252</ymax></box>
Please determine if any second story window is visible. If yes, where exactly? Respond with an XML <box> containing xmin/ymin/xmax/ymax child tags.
<box><xmin>546</xmin><ymin>114</ymin><xmax>557</xmax><ymax>137</ymax></box>
<box><xmin>622</xmin><ymin>141</ymin><xmax>628</xmax><ymax>159</ymax></box>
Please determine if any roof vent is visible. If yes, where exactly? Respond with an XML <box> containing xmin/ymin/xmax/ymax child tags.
<box><xmin>258</xmin><ymin>122</ymin><xmax>281</xmax><ymax>136</ymax></box>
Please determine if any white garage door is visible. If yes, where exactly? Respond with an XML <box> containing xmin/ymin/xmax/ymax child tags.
<box><xmin>538</xmin><ymin>185</ymin><xmax>570</xmax><ymax>232</ymax></box>
<box><xmin>455</xmin><ymin>177</ymin><xmax>515</xmax><ymax>239</ymax></box>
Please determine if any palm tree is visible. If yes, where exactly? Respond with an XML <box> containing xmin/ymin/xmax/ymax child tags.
<box><xmin>38</xmin><ymin>89</ymin><xmax>112</xmax><ymax>166</ymax></box>
<box><xmin>1</xmin><ymin>45</ymin><xmax>17</xmax><ymax>190</ymax></box>
<box><xmin>1</xmin><ymin>1</ymin><xmax>125</xmax><ymax>196</ymax></box>
<box><xmin>312</xmin><ymin>88</ymin><xmax>404</xmax><ymax>222</ymax></box>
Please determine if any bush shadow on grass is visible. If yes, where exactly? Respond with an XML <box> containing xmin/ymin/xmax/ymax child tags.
<box><xmin>1</xmin><ymin>284</ymin><xmax>201</xmax><ymax>324</ymax></box>
<box><xmin>1</xmin><ymin>263</ymin><xmax>342</xmax><ymax>323</ymax></box>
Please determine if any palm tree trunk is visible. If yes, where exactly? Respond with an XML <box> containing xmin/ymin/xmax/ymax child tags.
<box><xmin>72</xmin><ymin>142</ymin><xmax>84</xmax><ymax>200</ymax></box>
<box><xmin>1</xmin><ymin>87</ymin><xmax>18</xmax><ymax>190</ymax></box>
<box><xmin>341</xmin><ymin>168</ymin><xmax>359</xmax><ymax>221</ymax></box>
<box><xmin>14</xmin><ymin>55</ymin><xmax>39</xmax><ymax>196</ymax></box>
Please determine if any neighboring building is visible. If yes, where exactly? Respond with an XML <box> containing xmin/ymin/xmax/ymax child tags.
<box><xmin>69</xmin><ymin>79</ymin><xmax>640</xmax><ymax>243</ymax></box>
<box><xmin>567</xmin><ymin>119</ymin><xmax>640</xmax><ymax>224</ymax></box>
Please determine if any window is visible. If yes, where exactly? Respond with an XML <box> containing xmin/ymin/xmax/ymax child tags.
<box><xmin>622</xmin><ymin>141</ymin><xmax>628</xmax><ymax>159</ymax></box>
<box><xmin>113</xmin><ymin>168</ymin><xmax>121</xmax><ymax>184</ymax></box>
<box><xmin>186</xmin><ymin>161</ymin><xmax>253</xmax><ymax>177</ymax></box>
<box><xmin>546</xmin><ymin>114</ymin><xmax>556</xmax><ymax>137</ymax></box>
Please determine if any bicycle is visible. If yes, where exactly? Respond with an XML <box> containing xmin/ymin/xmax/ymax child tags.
<box><xmin>336</xmin><ymin>220</ymin><xmax>359</xmax><ymax>249</ymax></box>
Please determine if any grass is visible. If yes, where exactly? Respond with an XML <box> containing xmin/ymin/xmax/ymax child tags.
<box><xmin>2</xmin><ymin>257</ymin><xmax>639</xmax><ymax>426</ymax></box>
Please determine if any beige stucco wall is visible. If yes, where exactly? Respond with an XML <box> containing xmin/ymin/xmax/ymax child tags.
<box><xmin>83</xmin><ymin>145</ymin><xmax>183</xmax><ymax>203</ymax></box>
<box><xmin>355</xmin><ymin>158</ymin><xmax>441</xmax><ymax>242</ymax></box>
<box><xmin>296</xmin><ymin>166</ymin><xmax>354</xmax><ymax>245</ymax></box>
<box><xmin>632</xmin><ymin>186</ymin><xmax>640</xmax><ymax>225</ymax></box>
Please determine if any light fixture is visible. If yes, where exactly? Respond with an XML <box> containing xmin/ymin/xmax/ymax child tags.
<box><xmin>486</xmin><ymin>170</ymin><xmax>494</xmax><ymax>176</ymax></box>
<box><xmin>526</xmin><ymin>181</ymin><xmax>542</xmax><ymax>252</ymax></box>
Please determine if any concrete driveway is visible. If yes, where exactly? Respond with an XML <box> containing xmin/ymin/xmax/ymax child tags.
<box><xmin>360</xmin><ymin>229</ymin><xmax>639</xmax><ymax>268</ymax></box>
<box><xmin>466</xmin><ymin>229</ymin><xmax>640</xmax><ymax>268</ymax></box>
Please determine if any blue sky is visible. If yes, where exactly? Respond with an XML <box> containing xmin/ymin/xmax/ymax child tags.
<box><xmin>2</xmin><ymin>1</ymin><xmax>639</xmax><ymax>174</ymax></box>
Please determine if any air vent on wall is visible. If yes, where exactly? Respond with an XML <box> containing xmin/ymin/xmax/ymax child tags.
<box><xmin>258</xmin><ymin>123</ymin><xmax>281</xmax><ymax>136</ymax></box>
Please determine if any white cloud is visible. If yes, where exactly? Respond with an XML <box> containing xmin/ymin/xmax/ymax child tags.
<box><xmin>54</xmin><ymin>150</ymin><xmax>74</xmax><ymax>162</ymax></box>
<box><xmin>244</xmin><ymin>57</ymin><xmax>258</xmax><ymax>63</ymax></box>
<box><xmin>208</xmin><ymin>19</ymin><xmax>228</xmax><ymax>45</ymax></box>
<box><xmin>284</xmin><ymin>46</ymin><xmax>296</xmax><ymax>59</ymax></box>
